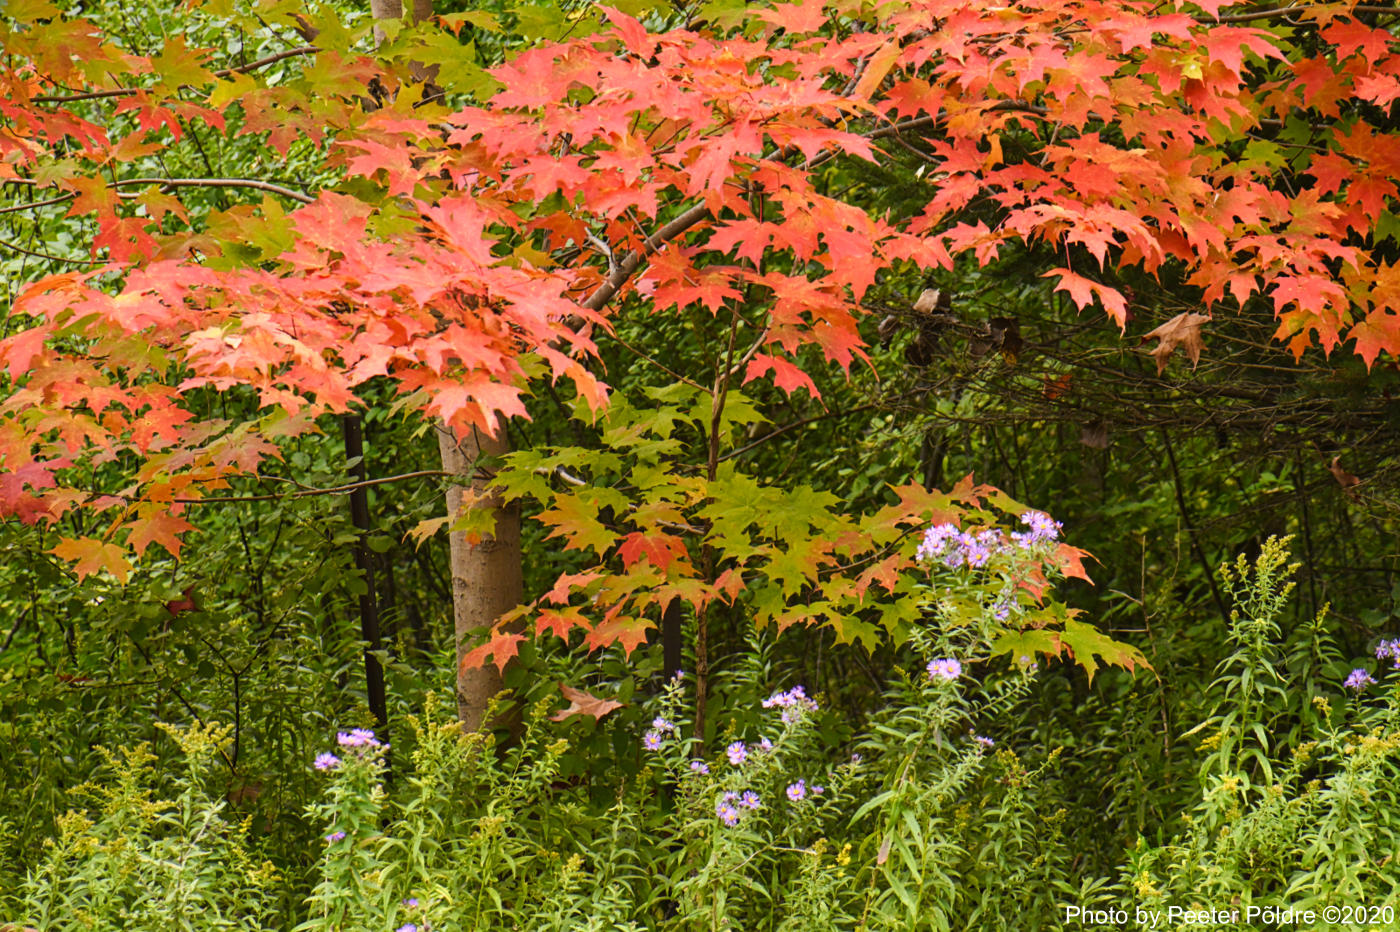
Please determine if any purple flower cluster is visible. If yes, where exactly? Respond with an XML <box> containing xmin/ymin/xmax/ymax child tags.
<box><xmin>642</xmin><ymin>717</ymin><xmax>676</xmax><ymax>753</ymax></box>
<box><xmin>1345</xmin><ymin>668</ymin><xmax>1377</xmax><ymax>692</ymax></box>
<box><xmin>916</xmin><ymin>523</ymin><xmax>1001</xmax><ymax>569</ymax></box>
<box><xmin>927</xmin><ymin>658</ymin><xmax>962</xmax><ymax>682</ymax></box>
<box><xmin>763</xmin><ymin>685</ymin><xmax>818</xmax><ymax>724</ymax></box>
<box><xmin>325</xmin><ymin>831</ymin><xmax>346</xmax><ymax>843</ymax></box>
<box><xmin>973</xmin><ymin>735</ymin><xmax>995</xmax><ymax>749</ymax></box>
<box><xmin>917</xmin><ymin>511</ymin><xmax>1062</xmax><ymax>570</ymax></box>
<box><xmin>1376</xmin><ymin>638</ymin><xmax>1400</xmax><ymax>668</ymax></box>
<box><xmin>314</xmin><ymin>727</ymin><xmax>383</xmax><ymax>773</ymax></box>
<box><xmin>690</xmin><ymin>760</ymin><xmax>710</xmax><ymax>775</ymax></box>
<box><xmin>1011</xmin><ymin>510</ymin><xmax>1062</xmax><ymax>547</ymax></box>
<box><xmin>337</xmin><ymin>728</ymin><xmax>382</xmax><ymax>749</ymax></box>
<box><xmin>716</xmin><ymin>790</ymin><xmax>762</xmax><ymax>825</ymax></box>
<box><xmin>785</xmin><ymin>779</ymin><xmax>825</xmax><ymax>802</ymax></box>
<box><xmin>727</xmin><ymin>741</ymin><xmax>748</xmax><ymax>766</ymax></box>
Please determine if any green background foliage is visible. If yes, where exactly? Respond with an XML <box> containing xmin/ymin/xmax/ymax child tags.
<box><xmin>2</xmin><ymin>0</ymin><xmax>1399</xmax><ymax>927</ymax></box>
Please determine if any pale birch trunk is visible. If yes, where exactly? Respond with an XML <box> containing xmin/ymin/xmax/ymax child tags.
<box><xmin>436</xmin><ymin>424</ymin><xmax>522</xmax><ymax>730</ymax></box>
<box><xmin>370</xmin><ymin>0</ymin><xmax>520</xmax><ymax>730</ymax></box>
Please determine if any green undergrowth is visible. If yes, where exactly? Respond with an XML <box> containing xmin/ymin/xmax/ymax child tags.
<box><xmin>3</xmin><ymin>541</ymin><xmax>1399</xmax><ymax>930</ymax></box>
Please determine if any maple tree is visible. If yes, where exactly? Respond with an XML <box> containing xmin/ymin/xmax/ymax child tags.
<box><xmin>4</xmin><ymin>0</ymin><xmax>1400</xmax><ymax>724</ymax></box>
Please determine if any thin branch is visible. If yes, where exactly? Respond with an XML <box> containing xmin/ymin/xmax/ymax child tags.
<box><xmin>31</xmin><ymin>46</ymin><xmax>321</xmax><ymax>105</ymax></box>
<box><xmin>1207</xmin><ymin>4</ymin><xmax>1301</xmax><ymax>22</ymax></box>
<box><xmin>1159</xmin><ymin>427</ymin><xmax>1230</xmax><ymax>624</ymax></box>
<box><xmin>604</xmin><ymin>329</ymin><xmax>707</xmax><ymax>390</ymax></box>
<box><xmin>0</xmin><ymin>191</ymin><xmax>75</xmax><ymax>216</ymax></box>
<box><xmin>103</xmin><ymin>469</ymin><xmax>460</xmax><ymax>505</ymax></box>
<box><xmin>114</xmin><ymin>176</ymin><xmax>314</xmax><ymax>203</ymax></box>
<box><xmin>721</xmin><ymin>402</ymin><xmax>880</xmax><ymax>462</ymax></box>
<box><xmin>1206</xmin><ymin>3</ymin><xmax>1398</xmax><ymax>20</ymax></box>
<box><xmin>0</xmin><ymin>235</ymin><xmax>100</xmax><ymax>264</ymax></box>
<box><xmin>3</xmin><ymin>175</ymin><xmax>314</xmax><ymax>205</ymax></box>
<box><xmin>584</xmin><ymin>230</ymin><xmax>619</xmax><ymax>276</ymax></box>
<box><xmin>725</xmin><ymin>327</ymin><xmax>771</xmax><ymax>383</ymax></box>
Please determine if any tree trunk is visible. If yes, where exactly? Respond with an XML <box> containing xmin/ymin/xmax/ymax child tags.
<box><xmin>436</xmin><ymin>422</ymin><xmax>523</xmax><ymax>730</ymax></box>
<box><xmin>370</xmin><ymin>0</ymin><xmax>432</xmax><ymax>20</ymax></box>
<box><xmin>342</xmin><ymin>414</ymin><xmax>389</xmax><ymax>744</ymax></box>
<box><xmin>371</xmin><ymin>0</ymin><xmax>512</xmax><ymax>734</ymax></box>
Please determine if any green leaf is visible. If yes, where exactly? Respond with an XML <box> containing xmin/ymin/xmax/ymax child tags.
<box><xmin>1058</xmin><ymin>618</ymin><xmax>1150</xmax><ymax>683</ymax></box>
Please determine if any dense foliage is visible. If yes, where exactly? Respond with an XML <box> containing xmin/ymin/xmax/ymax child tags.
<box><xmin>2</xmin><ymin>0</ymin><xmax>1399</xmax><ymax>927</ymax></box>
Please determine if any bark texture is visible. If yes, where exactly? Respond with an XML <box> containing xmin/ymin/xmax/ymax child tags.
<box><xmin>436</xmin><ymin>423</ymin><xmax>522</xmax><ymax>730</ymax></box>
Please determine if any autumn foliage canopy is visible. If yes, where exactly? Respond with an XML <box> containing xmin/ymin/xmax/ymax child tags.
<box><xmin>2</xmin><ymin>0</ymin><xmax>1397</xmax><ymax>673</ymax></box>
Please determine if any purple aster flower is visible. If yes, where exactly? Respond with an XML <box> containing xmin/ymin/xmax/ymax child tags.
<box><xmin>1014</xmin><ymin>510</ymin><xmax>1062</xmax><ymax>546</ymax></box>
<box><xmin>652</xmin><ymin>717</ymin><xmax>675</xmax><ymax>733</ymax></box>
<box><xmin>757</xmin><ymin>737</ymin><xmax>773</xmax><ymax>752</ymax></box>
<box><xmin>974</xmin><ymin>735</ymin><xmax>995</xmax><ymax>749</ymax></box>
<box><xmin>963</xmin><ymin>531</ymin><xmax>996</xmax><ymax>567</ymax></box>
<box><xmin>811</xmin><ymin>785</ymin><xmax>824</xmax><ymax>795</ymax></box>
<box><xmin>765</xmin><ymin>686</ymin><xmax>818</xmax><ymax>725</ymax></box>
<box><xmin>763</xmin><ymin>686</ymin><xmax>805</xmax><ymax>709</ymax></box>
<box><xmin>727</xmin><ymin>741</ymin><xmax>747</xmax><ymax>765</ymax></box>
<box><xmin>642</xmin><ymin>730</ymin><xmax>663</xmax><ymax>752</ymax></box>
<box><xmin>1345</xmin><ymin>668</ymin><xmax>1376</xmax><ymax>692</ymax></box>
<box><xmin>927</xmin><ymin>658</ymin><xmax>962</xmax><ymax>681</ymax></box>
<box><xmin>336</xmin><ymin>728</ymin><xmax>380</xmax><ymax>749</ymax></box>
<box><xmin>396</xmin><ymin>925</ymin><xmax>417</xmax><ymax>932</ymax></box>
<box><xmin>976</xmin><ymin>528</ymin><xmax>1005</xmax><ymax>550</ymax></box>
<box><xmin>402</xmin><ymin>898</ymin><xmax>420</xmax><ymax>908</ymax></box>
<box><xmin>689</xmin><ymin>760</ymin><xmax>710</xmax><ymax>775</ymax></box>
<box><xmin>786</xmin><ymin>780</ymin><xmax>807</xmax><ymax>802</ymax></box>
<box><xmin>325</xmin><ymin>831</ymin><xmax>346</xmax><ymax>843</ymax></box>
<box><xmin>916</xmin><ymin>523</ymin><xmax>962</xmax><ymax>563</ymax></box>
<box><xmin>313</xmin><ymin>752</ymin><xmax>341</xmax><ymax>771</ymax></box>
<box><xmin>716</xmin><ymin>799</ymin><xmax>740</xmax><ymax>826</ymax></box>
<box><xmin>739</xmin><ymin>790</ymin><xmax>761</xmax><ymax>809</ymax></box>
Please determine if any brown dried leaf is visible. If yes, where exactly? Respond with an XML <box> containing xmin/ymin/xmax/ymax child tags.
<box><xmin>549</xmin><ymin>684</ymin><xmax>624</xmax><ymax>723</ymax></box>
<box><xmin>1080</xmin><ymin>422</ymin><xmax>1109</xmax><ymax>449</ymax></box>
<box><xmin>913</xmin><ymin>288</ymin><xmax>943</xmax><ymax>315</ymax></box>
<box><xmin>1328</xmin><ymin>455</ymin><xmax>1360</xmax><ymax>491</ymax></box>
<box><xmin>1141</xmin><ymin>312</ymin><xmax>1210</xmax><ymax>375</ymax></box>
